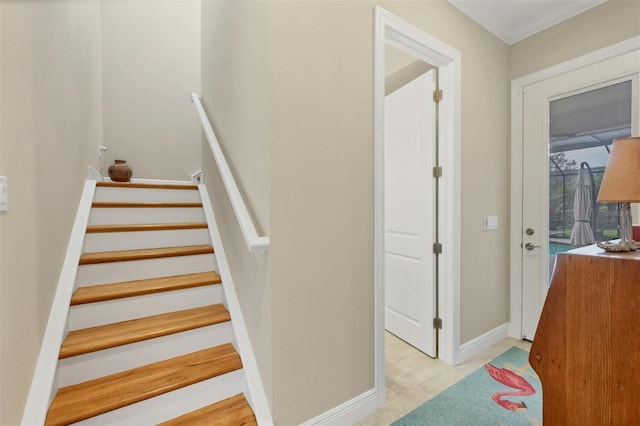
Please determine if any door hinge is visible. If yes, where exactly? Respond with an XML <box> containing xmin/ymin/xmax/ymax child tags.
<box><xmin>433</xmin><ymin>317</ymin><xmax>443</xmax><ymax>329</ymax></box>
<box><xmin>433</xmin><ymin>242</ymin><xmax>442</xmax><ymax>254</ymax></box>
<box><xmin>433</xmin><ymin>166</ymin><xmax>443</xmax><ymax>178</ymax></box>
<box><xmin>433</xmin><ymin>89</ymin><xmax>443</xmax><ymax>103</ymax></box>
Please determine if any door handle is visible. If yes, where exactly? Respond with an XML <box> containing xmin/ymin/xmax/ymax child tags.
<box><xmin>525</xmin><ymin>242</ymin><xmax>541</xmax><ymax>251</ymax></box>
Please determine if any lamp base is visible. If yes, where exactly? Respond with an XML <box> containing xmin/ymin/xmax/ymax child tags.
<box><xmin>597</xmin><ymin>202</ymin><xmax>637</xmax><ymax>251</ymax></box>
<box><xmin>597</xmin><ymin>240</ymin><xmax>638</xmax><ymax>252</ymax></box>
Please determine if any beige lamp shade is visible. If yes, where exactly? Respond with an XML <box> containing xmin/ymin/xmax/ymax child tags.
<box><xmin>597</xmin><ymin>137</ymin><xmax>640</xmax><ymax>203</ymax></box>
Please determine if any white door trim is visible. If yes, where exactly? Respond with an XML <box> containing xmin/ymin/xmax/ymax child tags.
<box><xmin>374</xmin><ymin>6</ymin><xmax>462</xmax><ymax>407</ymax></box>
<box><xmin>509</xmin><ymin>36</ymin><xmax>640</xmax><ymax>339</ymax></box>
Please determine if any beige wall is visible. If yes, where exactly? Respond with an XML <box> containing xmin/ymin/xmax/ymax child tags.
<box><xmin>0</xmin><ymin>1</ymin><xmax>103</xmax><ymax>423</ymax></box>
<box><xmin>268</xmin><ymin>2</ymin><xmax>376</xmax><ymax>422</ymax></box>
<box><xmin>386</xmin><ymin>44</ymin><xmax>419</xmax><ymax>76</ymax></box>
<box><xmin>101</xmin><ymin>0</ymin><xmax>201</xmax><ymax>181</ymax></box>
<box><xmin>201</xmin><ymin>1</ymin><xmax>509</xmax><ymax>423</ymax></box>
<box><xmin>200</xmin><ymin>0</ymin><xmax>273</xmax><ymax>409</ymax></box>
<box><xmin>385</xmin><ymin>47</ymin><xmax>434</xmax><ymax>95</ymax></box>
<box><xmin>509</xmin><ymin>0</ymin><xmax>640</xmax><ymax>80</ymax></box>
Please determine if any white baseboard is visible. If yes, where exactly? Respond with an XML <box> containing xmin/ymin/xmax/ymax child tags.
<box><xmin>299</xmin><ymin>324</ymin><xmax>507</xmax><ymax>426</ymax></box>
<box><xmin>457</xmin><ymin>323</ymin><xmax>509</xmax><ymax>364</ymax></box>
<box><xmin>300</xmin><ymin>389</ymin><xmax>377</xmax><ymax>426</ymax></box>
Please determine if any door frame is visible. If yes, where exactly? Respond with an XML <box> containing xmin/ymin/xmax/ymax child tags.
<box><xmin>509</xmin><ymin>36</ymin><xmax>640</xmax><ymax>339</ymax></box>
<box><xmin>374</xmin><ymin>6</ymin><xmax>461</xmax><ymax>406</ymax></box>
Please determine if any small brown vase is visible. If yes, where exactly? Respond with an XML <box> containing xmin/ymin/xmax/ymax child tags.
<box><xmin>108</xmin><ymin>159</ymin><xmax>132</xmax><ymax>182</ymax></box>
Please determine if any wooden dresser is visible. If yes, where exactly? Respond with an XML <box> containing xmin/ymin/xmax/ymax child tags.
<box><xmin>529</xmin><ymin>245</ymin><xmax>640</xmax><ymax>425</ymax></box>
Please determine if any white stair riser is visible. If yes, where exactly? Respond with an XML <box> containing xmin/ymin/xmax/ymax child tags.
<box><xmin>89</xmin><ymin>208</ymin><xmax>205</xmax><ymax>225</ymax></box>
<box><xmin>94</xmin><ymin>187</ymin><xmax>200</xmax><ymax>203</ymax></box>
<box><xmin>84</xmin><ymin>228</ymin><xmax>210</xmax><ymax>252</ymax></box>
<box><xmin>58</xmin><ymin>323</ymin><xmax>233</xmax><ymax>387</ymax></box>
<box><xmin>76</xmin><ymin>254</ymin><xmax>218</xmax><ymax>286</ymax></box>
<box><xmin>72</xmin><ymin>369</ymin><xmax>245</xmax><ymax>425</ymax></box>
<box><xmin>69</xmin><ymin>285</ymin><xmax>223</xmax><ymax>329</ymax></box>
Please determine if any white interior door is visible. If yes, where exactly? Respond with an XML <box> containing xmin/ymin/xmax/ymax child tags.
<box><xmin>520</xmin><ymin>50</ymin><xmax>639</xmax><ymax>340</ymax></box>
<box><xmin>384</xmin><ymin>70</ymin><xmax>436</xmax><ymax>357</ymax></box>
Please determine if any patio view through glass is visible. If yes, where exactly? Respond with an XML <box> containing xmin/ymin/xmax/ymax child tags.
<box><xmin>548</xmin><ymin>80</ymin><xmax>632</xmax><ymax>277</ymax></box>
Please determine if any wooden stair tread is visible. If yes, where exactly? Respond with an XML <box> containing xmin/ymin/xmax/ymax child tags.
<box><xmin>158</xmin><ymin>393</ymin><xmax>257</xmax><ymax>426</ymax></box>
<box><xmin>71</xmin><ymin>271</ymin><xmax>221</xmax><ymax>305</ymax></box>
<box><xmin>86</xmin><ymin>222</ymin><xmax>207</xmax><ymax>233</ymax></box>
<box><xmin>45</xmin><ymin>344</ymin><xmax>241</xmax><ymax>426</ymax></box>
<box><xmin>96</xmin><ymin>181</ymin><xmax>198</xmax><ymax>190</ymax></box>
<box><xmin>60</xmin><ymin>304</ymin><xmax>230</xmax><ymax>359</ymax></box>
<box><xmin>92</xmin><ymin>201</ymin><xmax>202</xmax><ymax>208</ymax></box>
<box><xmin>79</xmin><ymin>245</ymin><xmax>214</xmax><ymax>265</ymax></box>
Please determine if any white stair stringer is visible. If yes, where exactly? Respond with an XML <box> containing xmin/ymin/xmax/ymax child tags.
<box><xmin>22</xmin><ymin>181</ymin><xmax>97</xmax><ymax>426</ymax></box>
<box><xmin>84</xmin><ymin>228</ymin><xmax>209</xmax><ymax>252</ymax></box>
<box><xmin>69</xmin><ymin>284</ymin><xmax>222</xmax><ymax>329</ymax></box>
<box><xmin>198</xmin><ymin>185</ymin><xmax>273</xmax><ymax>425</ymax></box>
<box><xmin>72</xmin><ymin>369</ymin><xmax>246</xmax><ymax>426</ymax></box>
<box><xmin>58</xmin><ymin>322</ymin><xmax>234</xmax><ymax>387</ymax></box>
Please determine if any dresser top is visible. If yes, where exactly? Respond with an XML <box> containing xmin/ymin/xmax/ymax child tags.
<box><xmin>564</xmin><ymin>243</ymin><xmax>640</xmax><ymax>260</ymax></box>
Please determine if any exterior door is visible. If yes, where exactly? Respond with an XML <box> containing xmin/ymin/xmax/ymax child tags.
<box><xmin>521</xmin><ymin>51</ymin><xmax>639</xmax><ymax>340</ymax></box>
<box><xmin>384</xmin><ymin>70</ymin><xmax>436</xmax><ymax>357</ymax></box>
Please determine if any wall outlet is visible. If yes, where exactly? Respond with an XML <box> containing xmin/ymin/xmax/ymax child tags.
<box><xmin>98</xmin><ymin>145</ymin><xmax>108</xmax><ymax>158</ymax></box>
<box><xmin>0</xmin><ymin>176</ymin><xmax>7</xmax><ymax>212</ymax></box>
<box><xmin>483</xmin><ymin>215</ymin><xmax>498</xmax><ymax>231</ymax></box>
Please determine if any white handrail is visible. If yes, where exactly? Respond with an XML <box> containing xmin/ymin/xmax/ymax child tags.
<box><xmin>191</xmin><ymin>93</ymin><xmax>270</xmax><ymax>252</ymax></box>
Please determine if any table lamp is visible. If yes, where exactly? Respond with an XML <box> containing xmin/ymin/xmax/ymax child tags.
<box><xmin>596</xmin><ymin>136</ymin><xmax>640</xmax><ymax>251</ymax></box>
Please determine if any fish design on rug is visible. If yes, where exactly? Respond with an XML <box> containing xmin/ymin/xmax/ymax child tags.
<box><xmin>484</xmin><ymin>363</ymin><xmax>536</xmax><ymax>412</ymax></box>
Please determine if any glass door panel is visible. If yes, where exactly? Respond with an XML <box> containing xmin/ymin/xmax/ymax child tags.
<box><xmin>548</xmin><ymin>80</ymin><xmax>632</xmax><ymax>279</ymax></box>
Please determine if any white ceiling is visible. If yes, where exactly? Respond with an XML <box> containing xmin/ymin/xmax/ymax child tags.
<box><xmin>447</xmin><ymin>0</ymin><xmax>608</xmax><ymax>45</ymax></box>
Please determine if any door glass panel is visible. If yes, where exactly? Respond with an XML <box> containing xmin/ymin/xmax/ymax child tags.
<box><xmin>548</xmin><ymin>80</ymin><xmax>632</xmax><ymax>279</ymax></box>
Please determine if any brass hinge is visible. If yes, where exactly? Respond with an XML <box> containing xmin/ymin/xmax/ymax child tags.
<box><xmin>433</xmin><ymin>166</ymin><xmax>443</xmax><ymax>178</ymax></box>
<box><xmin>433</xmin><ymin>242</ymin><xmax>442</xmax><ymax>254</ymax></box>
<box><xmin>433</xmin><ymin>89</ymin><xmax>443</xmax><ymax>103</ymax></box>
<box><xmin>433</xmin><ymin>317</ymin><xmax>443</xmax><ymax>329</ymax></box>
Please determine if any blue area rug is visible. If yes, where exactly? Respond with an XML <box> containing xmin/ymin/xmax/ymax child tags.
<box><xmin>392</xmin><ymin>347</ymin><xmax>542</xmax><ymax>426</ymax></box>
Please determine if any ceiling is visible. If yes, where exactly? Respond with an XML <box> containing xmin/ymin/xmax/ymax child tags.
<box><xmin>447</xmin><ymin>0</ymin><xmax>608</xmax><ymax>45</ymax></box>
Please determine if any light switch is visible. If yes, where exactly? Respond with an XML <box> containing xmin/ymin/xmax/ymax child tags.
<box><xmin>483</xmin><ymin>215</ymin><xmax>498</xmax><ymax>231</ymax></box>
<box><xmin>0</xmin><ymin>176</ymin><xmax>7</xmax><ymax>212</ymax></box>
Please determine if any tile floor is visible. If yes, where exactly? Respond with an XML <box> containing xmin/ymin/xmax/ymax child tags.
<box><xmin>355</xmin><ymin>332</ymin><xmax>532</xmax><ymax>425</ymax></box>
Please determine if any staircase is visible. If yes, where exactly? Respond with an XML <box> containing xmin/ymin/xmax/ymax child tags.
<box><xmin>44</xmin><ymin>181</ymin><xmax>258</xmax><ymax>425</ymax></box>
